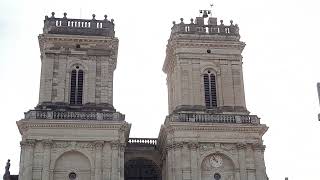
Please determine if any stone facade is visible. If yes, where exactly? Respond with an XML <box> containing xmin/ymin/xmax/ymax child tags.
<box><xmin>16</xmin><ymin>11</ymin><xmax>268</xmax><ymax>180</ymax></box>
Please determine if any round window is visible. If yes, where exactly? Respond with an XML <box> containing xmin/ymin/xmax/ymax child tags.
<box><xmin>214</xmin><ymin>173</ymin><xmax>221</xmax><ymax>180</ymax></box>
<box><xmin>69</xmin><ymin>172</ymin><xmax>77</xmax><ymax>180</ymax></box>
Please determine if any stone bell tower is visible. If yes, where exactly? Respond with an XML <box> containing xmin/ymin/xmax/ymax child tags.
<box><xmin>159</xmin><ymin>11</ymin><xmax>269</xmax><ymax>180</ymax></box>
<box><xmin>17</xmin><ymin>13</ymin><xmax>130</xmax><ymax>180</ymax></box>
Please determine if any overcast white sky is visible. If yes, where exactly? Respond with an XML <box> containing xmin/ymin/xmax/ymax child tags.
<box><xmin>1</xmin><ymin>0</ymin><xmax>320</xmax><ymax>179</ymax></box>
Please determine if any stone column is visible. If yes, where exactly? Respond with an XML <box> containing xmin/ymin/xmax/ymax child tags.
<box><xmin>95</xmin><ymin>141</ymin><xmax>104</xmax><ymax>180</ymax></box>
<box><xmin>253</xmin><ymin>144</ymin><xmax>267</xmax><ymax>180</ymax></box>
<box><xmin>174</xmin><ymin>143</ymin><xmax>183</xmax><ymax>180</ymax></box>
<box><xmin>166</xmin><ymin>144</ymin><xmax>174</xmax><ymax>180</ymax></box>
<box><xmin>41</xmin><ymin>139</ymin><xmax>53</xmax><ymax>180</ymax></box>
<box><xmin>161</xmin><ymin>153</ymin><xmax>167</xmax><ymax>180</ymax></box>
<box><xmin>188</xmin><ymin>142</ymin><xmax>198</xmax><ymax>180</ymax></box>
<box><xmin>237</xmin><ymin>143</ymin><xmax>247</xmax><ymax>180</ymax></box>
<box><xmin>181</xmin><ymin>142</ymin><xmax>191</xmax><ymax>180</ymax></box>
<box><xmin>111</xmin><ymin>142</ymin><xmax>119</xmax><ymax>180</ymax></box>
<box><xmin>20</xmin><ymin>139</ymin><xmax>36</xmax><ymax>180</ymax></box>
<box><xmin>103</xmin><ymin>142</ymin><xmax>112</xmax><ymax>180</ymax></box>
<box><xmin>18</xmin><ymin>142</ymin><xmax>26</xmax><ymax>180</ymax></box>
<box><xmin>119</xmin><ymin>143</ymin><xmax>125</xmax><ymax>180</ymax></box>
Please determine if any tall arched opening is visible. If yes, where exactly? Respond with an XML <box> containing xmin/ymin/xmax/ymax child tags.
<box><xmin>125</xmin><ymin>158</ymin><xmax>161</xmax><ymax>180</ymax></box>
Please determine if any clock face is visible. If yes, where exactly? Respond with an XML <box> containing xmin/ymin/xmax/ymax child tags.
<box><xmin>209</xmin><ymin>154</ymin><xmax>223</xmax><ymax>168</ymax></box>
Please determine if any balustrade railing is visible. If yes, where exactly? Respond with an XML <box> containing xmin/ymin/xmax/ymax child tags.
<box><xmin>24</xmin><ymin>110</ymin><xmax>125</xmax><ymax>121</ymax></box>
<box><xmin>165</xmin><ymin>113</ymin><xmax>260</xmax><ymax>124</ymax></box>
<box><xmin>128</xmin><ymin>138</ymin><xmax>157</xmax><ymax>146</ymax></box>
<box><xmin>171</xmin><ymin>18</ymin><xmax>239</xmax><ymax>36</ymax></box>
<box><xmin>43</xmin><ymin>12</ymin><xmax>115</xmax><ymax>37</ymax></box>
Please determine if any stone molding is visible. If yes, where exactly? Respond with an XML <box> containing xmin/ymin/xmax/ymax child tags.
<box><xmin>94</xmin><ymin>141</ymin><xmax>105</xmax><ymax>149</ymax></box>
<box><xmin>119</xmin><ymin>143</ymin><xmax>126</xmax><ymax>151</ymax></box>
<box><xmin>188</xmin><ymin>142</ymin><xmax>199</xmax><ymax>150</ymax></box>
<box><xmin>20</xmin><ymin>139</ymin><xmax>36</xmax><ymax>148</ymax></box>
<box><xmin>236</xmin><ymin>143</ymin><xmax>247</xmax><ymax>150</ymax></box>
<box><xmin>163</xmin><ymin>123</ymin><xmax>268</xmax><ymax>134</ymax></box>
<box><xmin>39</xmin><ymin>34</ymin><xmax>118</xmax><ymax>45</ymax></box>
<box><xmin>17</xmin><ymin>120</ymin><xmax>129</xmax><ymax>134</ymax></box>
<box><xmin>42</xmin><ymin>139</ymin><xmax>53</xmax><ymax>147</ymax></box>
<box><xmin>163</xmin><ymin>40</ymin><xmax>245</xmax><ymax>73</ymax></box>
<box><xmin>252</xmin><ymin>143</ymin><xmax>266</xmax><ymax>151</ymax></box>
<box><xmin>111</xmin><ymin>141</ymin><xmax>120</xmax><ymax>150</ymax></box>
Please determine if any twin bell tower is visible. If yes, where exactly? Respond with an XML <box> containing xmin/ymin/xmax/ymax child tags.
<box><xmin>15</xmin><ymin>10</ymin><xmax>268</xmax><ymax>180</ymax></box>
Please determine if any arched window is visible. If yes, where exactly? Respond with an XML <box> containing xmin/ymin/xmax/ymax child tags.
<box><xmin>70</xmin><ymin>67</ymin><xmax>84</xmax><ymax>105</ymax></box>
<box><xmin>203</xmin><ymin>70</ymin><xmax>217</xmax><ymax>108</ymax></box>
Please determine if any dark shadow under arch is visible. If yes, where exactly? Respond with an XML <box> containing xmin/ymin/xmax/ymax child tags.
<box><xmin>125</xmin><ymin>158</ymin><xmax>161</xmax><ymax>180</ymax></box>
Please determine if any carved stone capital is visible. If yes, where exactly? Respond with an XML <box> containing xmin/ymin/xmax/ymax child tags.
<box><xmin>188</xmin><ymin>142</ymin><xmax>199</xmax><ymax>150</ymax></box>
<box><xmin>173</xmin><ymin>142</ymin><xmax>183</xmax><ymax>150</ymax></box>
<box><xmin>111</xmin><ymin>141</ymin><xmax>119</xmax><ymax>150</ymax></box>
<box><xmin>42</xmin><ymin>139</ymin><xmax>53</xmax><ymax>148</ymax></box>
<box><xmin>236</xmin><ymin>143</ymin><xmax>247</xmax><ymax>150</ymax></box>
<box><xmin>94</xmin><ymin>141</ymin><xmax>105</xmax><ymax>149</ymax></box>
<box><xmin>252</xmin><ymin>143</ymin><xmax>266</xmax><ymax>151</ymax></box>
<box><xmin>119</xmin><ymin>123</ymin><xmax>129</xmax><ymax>132</ymax></box>
<box><xmin>165</xmin><ymin>143</ymin><xmax>174</xmax><ymax>151</ymax></box>
<box><xmin>119</xmin><ymin>143</ymin><xmax>126</xmax><ymax>151</ymax></box>
<box><xmin>20</xmin><ymin>139</ymin><xmax>36</xmax><ymax>148</ymax></box>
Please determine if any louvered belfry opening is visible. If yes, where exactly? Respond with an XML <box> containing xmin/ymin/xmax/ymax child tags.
<box><xmin>70</xmin><ymin>68</ymin><xmax>84</xmax><ymax>105</ymax></box>
<box><xmin>204</xmin><ymin>70</ymin><xmax>217</xmax><ymax>108</ymax></box>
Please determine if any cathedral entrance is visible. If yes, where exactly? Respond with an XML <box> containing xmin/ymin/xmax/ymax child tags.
<box><xmin>124</xmin><ymin>158</ymin><xmax>161</xmax><ymax>180</ymax></box>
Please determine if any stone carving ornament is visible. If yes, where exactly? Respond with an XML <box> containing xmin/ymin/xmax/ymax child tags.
<box><xmin>203</xmin><ymin>154</ymin><xmax>223</xmax><ymax>170</ymax></box>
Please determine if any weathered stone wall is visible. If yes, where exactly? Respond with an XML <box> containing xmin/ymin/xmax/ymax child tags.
<box><xmin>38</xmin><ymin>34</ymin><xmax>118</xmax><ymax>106</ymax></box>
<box><xmin>17</xmin><ymin>120</ymin><xmax>130</xmax><ymax>180</ymax></box>
<box><xmin>164</xmin><ymin>33</ymin><xmax>247</xmax><ymax>114</ymax></box>
<box><xmin>158</xmin><ymin>122</ymin><xmax>268</xmax><ymax>180</ymax></box>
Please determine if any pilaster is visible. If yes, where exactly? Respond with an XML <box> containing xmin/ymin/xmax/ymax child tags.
<box><xmin>253</xmin><ymin>143</ymin><xmax>267</xmax><ymax>180</ymax></box>
<box><xmin>111</xmin><ymin>141</ymin><xmax>119</xmax><ymax>180</ymax></box>
<box><xmin>188</xmin><ymin>142</ymin><xmax>199</xmax><ymax>180</ymax></box>
<box><xmin>119</xmin><ymin>143</ymin><xmax>125</xmax><ymax>180</ymax></box>
<box><xmin>182</xmin><ymin>142</ymin><xmax>191</xmax><ymax>180</ymax></box>
<box><xmin>166</xmin><ymin>144</ymin><xmax>174</xmax><ymax>180</ymax></box>
<box><xmin>20</xmin><ymin>139</ymin><xmax>36</xmax><ymax>180</ymax></box>
<box><xmin>237</xmin><ymin>143</ymin><xmax>247</xmax><ymax>180</ymax></box>
<box><xmin>102</xmin><ymin>142</ymin><xmax>111</xmax><ymax>180</ymax></box>
<box><xmin>94</xmin><ymin>141</ymin><xmax>104</xmax><ymax>180</ymax></box>
<box><xmin>41</xmin><ymin>139</ymin><xmax>53</xmax><ymax>180</ymax></box>
<box><xmin>174</xmin><ymin>142</ymin><xmax>183</xmax><ymax>180</ymax></box>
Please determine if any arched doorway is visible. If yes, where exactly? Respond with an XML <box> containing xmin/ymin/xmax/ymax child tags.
<box><xmin>125</xmin><ymin>158</ymin><xmax>161</xmax><ymax>180</ymax></box>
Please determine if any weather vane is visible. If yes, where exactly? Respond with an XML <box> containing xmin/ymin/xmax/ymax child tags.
<box><xmin>199</xmin><ymin>3</ymin><xmax>213</xmax><ymax>18</ymax></box>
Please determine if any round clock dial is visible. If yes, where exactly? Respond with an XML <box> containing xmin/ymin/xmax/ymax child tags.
<box><xmin>209</xmin><ymin>154</ymin><xmax>223</xmax><ymax>168</ymax></box>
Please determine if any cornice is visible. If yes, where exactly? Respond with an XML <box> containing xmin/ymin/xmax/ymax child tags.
<box><xmin>169</xmin><ymin>40</ymin><xmax>245</xmax><ymax>50</ymax></box>
<box><xmin>17</xmin><ymin>119</ymin><xmax>129</xmax><ymax>134</ymax></box>
<box><xmin>38</xmin><ymin>34</ymin><xmax>118</xmax><ymax>42</ymax></box>
<box><xmin>38</xmin><ymin>34</ymin><xmax>119</xmax><ymax>54</ymax></box>
<box><xmin>163</xmin><ymin>39</ymin><xmax>245</xmax><ymax>73</ymax></box>
<box><xmin>162</xmin><ymin>122</ymin><xmax>268</xmax><ymax>135</ymax></box>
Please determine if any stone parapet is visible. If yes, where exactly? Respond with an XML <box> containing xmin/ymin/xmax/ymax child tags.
<box><xmin>24</xmin><ymin>109</ymin><xmax>125</xmax><ymax>121</ymax></box>
<box><xmin>128</xmin><ymin>138</ymin><xmax>157</xmax><ymax>146</ymax></box>
<box><xmin>170</xmin><ymin>17</ymin><xmax>239</xmax><ymax>38</ymax></box>
<box><xmin>43</xmin><ymin>12</ymin><xmax>115</xmax><ymax>37</ymax></box>
<box><xmin>165</xmin><ymin>113</ymin><xmax>260</xmax><ymax>124</ymax></box>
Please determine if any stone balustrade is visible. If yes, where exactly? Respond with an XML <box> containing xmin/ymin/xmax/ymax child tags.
<box><xmin>128</xmin><ymin>138</ymin><xmax>157</xmax><ymax>145</ymax></box>
<box><xmin>24</xmin><ymin>110</ymin><xmax>125</xmax><ymax>121</ymax></box>
<box><xmin>43</xmin><ymin>12</ymin><xmax>115</xmax><ymax>37</ymax></box>
<box><xmin>171</xmin><ymin>17</ymin><xmax>239</xmax><ymax>36</ymax></box>
<box><xmin>165</xmin><ymin>113</ymin><xmax>260</xmax><ymax>124</ymax></box>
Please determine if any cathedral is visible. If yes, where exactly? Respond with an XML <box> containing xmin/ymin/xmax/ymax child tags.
<box><xmin>9</xmin><ymin>10</ymin><xmax>268</xmax><ymax>180</ymax></box>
